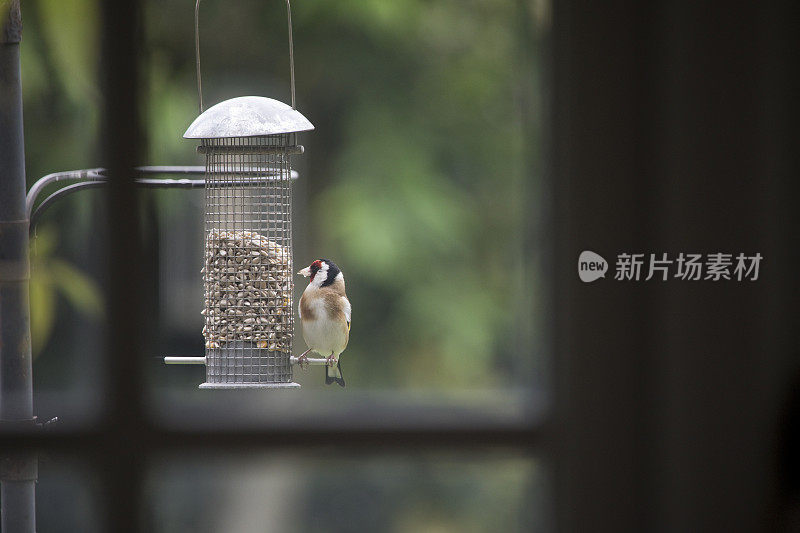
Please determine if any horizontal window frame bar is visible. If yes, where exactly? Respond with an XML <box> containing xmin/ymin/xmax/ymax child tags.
<box><xmin>0</xmin><ymin>421</ymin><xmax>547</xmax><ymax>452</ymax></box>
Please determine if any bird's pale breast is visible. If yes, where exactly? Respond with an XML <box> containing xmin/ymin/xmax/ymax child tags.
<box><xmin>299</xmin><ymin>288</ymin><xmax>349</xmax><ymax>357</ymax></box>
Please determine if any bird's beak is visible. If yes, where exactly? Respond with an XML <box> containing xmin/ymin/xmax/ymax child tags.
<box><xmin>298</xmin><ymin>266</ymin><xmax>311</xmax><ymax>277</ymax></box>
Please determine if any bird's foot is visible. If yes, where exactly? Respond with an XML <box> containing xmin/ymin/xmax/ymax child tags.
<box><xmin>326</xmin><ymin>354</ymin><xmax>337</xmax><ymax>368</ymax></box>
<box><xmin>296</xmin><ymin>349</ymin><xmax>312</xmax><ymax>370</ymax></box>
<box><xmin>296</xmin><ymin>354</ymin><xmax>310</xmax><ymax>369</ymax></box>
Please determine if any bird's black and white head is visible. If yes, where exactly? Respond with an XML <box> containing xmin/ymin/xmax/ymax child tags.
<box><xmin>298</xmin><ymin>259</ymin><xmax>343</xmax><ymax>288</ymax></box>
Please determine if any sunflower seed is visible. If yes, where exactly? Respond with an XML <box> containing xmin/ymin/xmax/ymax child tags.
<box><xmin>203</xmin><ymin>230</ymin><xmax>292</xmax><ymax>352</ymax></box>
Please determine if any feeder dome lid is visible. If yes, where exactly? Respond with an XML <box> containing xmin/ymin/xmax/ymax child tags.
<box><xmin>183</xmin><ymin>96</ymin><xmax>314</xmax><ymax>139</ymax></box>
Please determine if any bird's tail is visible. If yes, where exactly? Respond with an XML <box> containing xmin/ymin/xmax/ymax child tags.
<box><xmin>325</xmin><ymin>360</ymin><xmax>345</xmax><ymax>387</ymax></box>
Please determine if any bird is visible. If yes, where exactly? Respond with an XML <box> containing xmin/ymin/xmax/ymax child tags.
<box><xmin>297</xmin><ymin>259</ymin><xmax>351</xmax><ymax>387</ymax></box>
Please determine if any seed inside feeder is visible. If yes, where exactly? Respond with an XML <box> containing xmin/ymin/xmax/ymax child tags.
<box><xmin>203</xmin><ymin>230</ymin><xmax>292</xmax><ymax>351</ymax></box>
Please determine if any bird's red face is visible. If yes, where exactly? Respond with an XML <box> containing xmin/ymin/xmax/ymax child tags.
<box><xmin>308</xmin><ymin>260</ymin><xmax>323</xmax><ymax>281</ymax></box>
<box><xmin>298</xmin><ymin>259</ymin><xmax>324</xmax><ymax>281</ymax></box>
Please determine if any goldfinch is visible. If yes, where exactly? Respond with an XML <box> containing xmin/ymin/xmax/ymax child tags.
<box><xmin>297</xmin><ymin>259</ymin><xmax>351</xmax><ymax>387</ymax></box>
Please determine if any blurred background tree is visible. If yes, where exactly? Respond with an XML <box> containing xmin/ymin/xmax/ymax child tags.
<box><xmin>22</xmin><ymin>0</ymin><xmax>544</xmax><ymax>529</ymax></box>
<box><xmin>29</xmin><ymin>227</ymin><xmax>103</xmax><ymax>356</ymax></box>
<box><xmin>26</xmin><ymin>0</ymin><xmax>542</xmax><ymax>392</ymax></box>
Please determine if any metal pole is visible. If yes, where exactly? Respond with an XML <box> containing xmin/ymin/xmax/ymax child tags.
<box><xmin>0</xmin><ymin>1</ymin><xmax>37</xmax><ymax>532</ymax></box>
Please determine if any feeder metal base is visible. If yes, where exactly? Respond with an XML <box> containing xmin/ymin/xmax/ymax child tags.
<box><xmin>199</xmin><ymin>382</ymin><xmax>300</xmax><ymax>390</ymax></box>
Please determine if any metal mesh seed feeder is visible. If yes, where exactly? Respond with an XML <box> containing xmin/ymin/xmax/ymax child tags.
<box><xmin>181</xmin><ymin>96</ymin><xmax>313</xmax><ymax>389</ymax></box>
<box><xmin>162</xmin><ymin>1</ymin><xmax>314</xmax><ymax>388</ymax></box>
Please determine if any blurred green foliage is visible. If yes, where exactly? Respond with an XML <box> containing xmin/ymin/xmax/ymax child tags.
<box><xmin>22</xmin><ymin>0</ymin><xmax>103</xmax><ymax>359</ymax></box>
<box><xmin>147</xmin><ymin>452</ymin><xmax>541</xmax><ymax>533</ymax></box>
<box><xmin>22</xmin><ymin>0</ymin><xmax>540</xmax><ymax>387</ymax></box>
<box><xmin>297</xmin><ymin>0</ymin><xmax>538</xmax><ymax>388</ymax></box>
<box><xmin>29</xmin><ymin>227</ymin><xmax>103</xmax><ymax>356</ymax></box>
<box><xmin>20</xmin><ymin>0</ymin><xmax>542</xmax><ymax>530</ymax></box>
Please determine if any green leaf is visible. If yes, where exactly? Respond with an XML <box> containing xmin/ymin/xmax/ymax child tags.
<box><xmin>30</xmin><ymin>226</ymin><xmax>57</xmax><ymax>257</ymax></box>
<box><xmin>49</xmin><ymin>259</ymin><xmax>104</xmax><ymax>317</ymax></box>
<box><xmin>37</xmin><ymin>0</ymin><xmax>99</xmax><ymax>102</ymax></box>
<box><xmin>29</xmin><ymin>272</ymin><xmax>56</xmax><ymax>357</ymax></box>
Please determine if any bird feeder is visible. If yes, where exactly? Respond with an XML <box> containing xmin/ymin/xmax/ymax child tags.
<box><xmin>182</xmin><ymin>97</ymin><xmax>313</xmax><ymax>388</ymax></box>
<box><xmin>162</xmin><ymin>1</ymin><xmax>316</xmax><ymax>388</ymax></box>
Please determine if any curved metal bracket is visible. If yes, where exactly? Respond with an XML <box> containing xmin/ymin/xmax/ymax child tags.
<box><xmin>26</xmin><ymin>165</ymin><xmax>300</xmax><ymax>234</ymax></box>
<box><xmin>26</xmin><ymin>166</ymin><xmax>205</xmax><ymax>234</ymax></box>
<box><xmin>26</xmin><ymin>169</ymin><xmax>105</xmax><ymax>219</ymax></box>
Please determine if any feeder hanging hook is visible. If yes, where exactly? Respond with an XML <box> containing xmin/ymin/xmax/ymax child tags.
<box><xmin>195</xmin><ymin>0</ymin><xmax>297</xmax><ymax>113</ymax></box>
